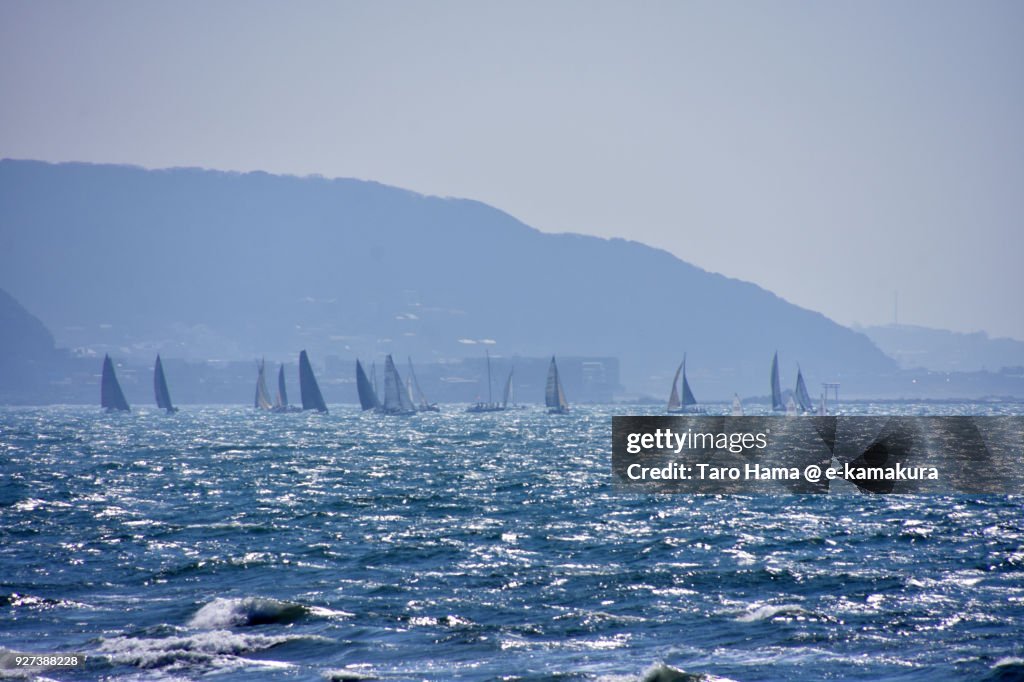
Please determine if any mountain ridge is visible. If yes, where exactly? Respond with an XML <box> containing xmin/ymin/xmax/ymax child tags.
<box><xmin>0</xmin><ymin>158</ymin><xmax>895</xmax><ymax>397</ymax></box>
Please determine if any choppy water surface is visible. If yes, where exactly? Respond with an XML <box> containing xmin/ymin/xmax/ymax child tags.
<box><xmin>1</xmin><ymin>404</ymin><xmax>1022</xmax><ymax>681</ymax></box>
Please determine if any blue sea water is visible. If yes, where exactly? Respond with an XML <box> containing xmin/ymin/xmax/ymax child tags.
<box><xmin>1</xmin><ymin>404</ymin><xmax>1023</xmax><ymax>681</ymax></box>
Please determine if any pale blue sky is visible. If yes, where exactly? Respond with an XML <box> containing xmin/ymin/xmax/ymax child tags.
<box><xmin>2</xmin><ymin>0</ymin><xmax>1022</xmax><ymax>339</ymax></box>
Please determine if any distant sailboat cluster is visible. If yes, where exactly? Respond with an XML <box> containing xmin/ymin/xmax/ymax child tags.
<box><xmin>356</xmin><ymin>355</ymin><xmax>450</xmax><ymax>415</ymax></box>
<box><xmin>102</xmin><ymin>354</ymin><xmax>176</xmax><ymax>413</ymax></box>
<box><xmin>101</xmin><ymin>350</ymin><xmax>330</xmax><ymax>414</ymax></box>
<box><xmin>100</xmin><ymin>348</ymin><xmax>823</xmax><ymax>416</ymax></box>
<box><xmin>255</xmin><ymin>354</ymin><xmax>314</xmax><ymax>413</ymax></box>
<box><xmin>659</xmin><ymin>351</ymin><xmax>826</xmax><ymax>416</ymax></box>
<box><xmin>770</xmin><ymin>351</ymin><xmax>823</xmax><ymax>415</ymax></box>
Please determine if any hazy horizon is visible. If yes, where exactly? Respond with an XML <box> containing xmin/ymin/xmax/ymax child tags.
<box><xmin>2</xmin><ymin>1</ymin><xmax>1022</xmax><ymax>340</ymax></box>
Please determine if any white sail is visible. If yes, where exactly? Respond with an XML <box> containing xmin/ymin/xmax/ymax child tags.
<box><xmin>382</xmin><ymin>355</ymin><xmax>414</xmax><ymax>414</ymax></box>
<box><xmin>731</xmin><ymin>393</ymin><xmax>744</xmax><ymax>416</ymax></box>
<box><xmin>407</xmin><ymin>357</ymin><xmax>436</xmax><ymax>411</ymax></box>
<box><xmin>254</xmin><ymin>359</ymin><xmax>273</xmax><ymax>410</ymax></box>
<box><xmin>545</xmin><ymin>356</ymin><xmax>569</xmax><ymax>413</ymax></box>
<box><xmin>502</xmin><ymin>368</ymin><xmax>514</xmax><ymax>408</ymax></box>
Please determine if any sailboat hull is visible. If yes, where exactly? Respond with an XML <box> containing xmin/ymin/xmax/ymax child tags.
<box><xmin>466</xmin><ymin>403</ymin><xmax>505</xmax><ymax>413</ymax></box>
<box><xmin>667</xmin><ymin>406</ymin><xmax>708</xmax><ymax>415</ymax></box>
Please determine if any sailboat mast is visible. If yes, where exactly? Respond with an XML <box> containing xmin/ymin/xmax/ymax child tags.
<box><xmin>486</xmin><ymin>350</ymin><xmax>493</xmax><ymax>404</ymax></box>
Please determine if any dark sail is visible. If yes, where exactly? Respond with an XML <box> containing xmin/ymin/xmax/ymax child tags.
<box><xmin>101</xmin><ymin>354</ymin><xmax>130</xmax><ymax>412</ymax></box>
<box><xmin>681</xmin><ymin>354</ymin><xmax>697</xmax><ymax>407</ymax></box>
<box><xmin>356</xmin><ymin>359</ymin><xmax>381</xmax><ymax>411</ymax></box>
<box><xmin>771</xmin><ymin>351</ymin><xmax>784</xmax><ymax>411</ymax></box>
<box><xmin>153</xmin><ymin>355</ymin><xmax>176</xmax><ymax>413</ymax></box>
<box><xmin>667</xmin><ymin>361</ymin><xmax>683</xmax><ymax>412</ymax></box>
<box><xmin>795</xmin><ymin>367</ymin><xmax>813</xmax><ymax>413</ymax></box>
<box><xmin>545</xmin><ymin>356</ymin><xmax>569</xmax><ymax>413</ymax></box>
<box><xmin>298</xmin><ymin>350</ymin><xmax>328</xmax><ymax>413</ymax></box>
<box><xmin>276</xmin><ymin>364</ymin><xmax>289</xmax><ymax>409</ymax></box>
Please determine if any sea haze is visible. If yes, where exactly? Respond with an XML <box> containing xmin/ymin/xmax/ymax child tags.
<box><xmin>1</xmin><ymin>404</ymin><xmax>1022</xmax><ymax>681</ymax></box>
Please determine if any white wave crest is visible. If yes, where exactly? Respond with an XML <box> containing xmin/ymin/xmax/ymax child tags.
<box><xmin>322</xmin><ymin>668</ymin><xmax>378</xmax><ymax>681</ymax></box>
<box><xmin>735</xmin><ymin>603</ymin><xmax>806</xmax><ymax>622</ymax></box>
<box><xmin>189</xmin><ymin>597</ymin><xmax>307</xmax><ymax>628</ymax></box>
<box><xmin>97</xmin><ymin>630</ymin><xmax>299</xmax><ymax>671</ymax></box>
<box><xmin>187</xmin><ymin>597</ymin><xmax>353</xmax><ymax>629</ymax></box>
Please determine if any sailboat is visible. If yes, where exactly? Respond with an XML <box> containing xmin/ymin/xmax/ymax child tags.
<box><xmin>273</xmin><ymin>364</ymin><xmax>301</xmax><ymax>413</ymax></box>
<box><xmin>731</xmin><ymin>393</ymin><xmax>744</xmax><ymax>416</ymax></box>
<box><xmin>153</xmin><ymin>355</ymin><xmax>178</xmax><ymax>413</ymax></box>
<box><xmin>254</xmin><ymin>359</ymin><xmax>273</xmax><ymax>410</ymax></box>
<box><xmin>545</xmin><ymin>356</ymin><xmax>569</xmax><ymax>414</ymax></box>
<box><xmin>380</xmin><ymin>354</ymin><xmax>415</xmax><ymax>415</ymax></box>
<box><xmin>407</xmin><ymin>357</ymin><xmax>439</xmax><ymax>412</ymax></box>
<box><xmin>298</xmin><ymin>350</ymin><xmax>328</xmax><ymax>413</ymax></box>
<box><xmin>794</xmin><ymin>365</ymin><xmax>814</xmax><ymax>413</ymax></box>
<box><xmin>770</xmin><ymin>351</ymin><xmax>785</xmax><ymax>412</ymax></box>
<box><xmin>501</xmin><ymin>367</ymin><xmax>524</xmax><ymax>410</ymax></box>
<box><xmin>467</xmin><ymin>349</ymin><xmax>505</xmax><ymax>413</ymax></box>
<box><xmin>666</xmin><ymin>354</ymin><xmax>705</xmax><ymax>414</ymax></box>
<box><xmin>101</xmin><ymin>354</ymin><xmax>130</xmax><ymax>412</ymax></box>
<box><xmin>356</xmin><ymin>359</ymin><xmax>381</xmax><ymax>411</ymax></box>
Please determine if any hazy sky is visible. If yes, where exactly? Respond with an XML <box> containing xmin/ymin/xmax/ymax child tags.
<box><xmin>2</xmin><ymin>1</ymin><xmax>1022</xmax><ymax>339</ymax></box>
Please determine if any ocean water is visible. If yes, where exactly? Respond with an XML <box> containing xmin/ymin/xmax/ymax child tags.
<box><xmin>1</xmin><ymin>404</ymin><xmax>1023</xmax><ymax>682</ymax></box>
